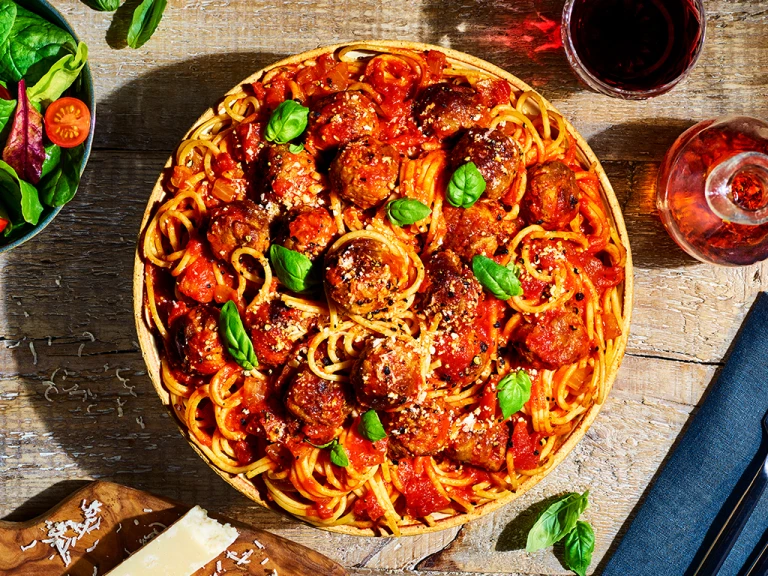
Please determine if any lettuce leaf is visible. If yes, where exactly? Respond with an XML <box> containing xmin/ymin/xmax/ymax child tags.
<box><xmin>2</xmin><ymin>79</ymin><xmax>44</xmax><ymax>184</ymax></box>
<box><xmin>0</xmin><ymin>159</ymin><xmax>42</xmax><ymax>225</ymax></box>
<box><xmin>27</xmin><ymin>42</ymin><xmax>88</xmax><ymax>107</ymax></box>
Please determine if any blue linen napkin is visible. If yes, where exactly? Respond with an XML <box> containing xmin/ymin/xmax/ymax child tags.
<box><xmin>603</xmin><ymin>292</ymin><xmax>768</xmax><ymax>576</ymax></box>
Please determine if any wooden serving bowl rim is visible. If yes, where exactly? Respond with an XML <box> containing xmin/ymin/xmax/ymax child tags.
<box><xmin>132</xmin><ymin>40</ymin><xmax>634</xmax><ymax>537</ymax></box>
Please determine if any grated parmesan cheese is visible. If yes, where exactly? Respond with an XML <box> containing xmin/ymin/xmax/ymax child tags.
<box><xmin>41</xmin><ymin>499</ymin><xmax>102</xmax><ymax>567</ymax></box>
<box><xmin>29</xmin><ymin>341</ymin><xmax>37</xmax><ymax>365</ymax></box>
<box><xmin>20</xmin><ymin>540</ymin><xmax>37</xmax><ymax>551</ymax></box>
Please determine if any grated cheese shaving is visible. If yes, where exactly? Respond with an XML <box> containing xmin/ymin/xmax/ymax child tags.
<box><xmin>29</xmin><ymin>341</ymin><xmax>37</xmax><ymax>365</ymax></box>
<box><xmin>41</xmin><ymin>499</ymin><xmax>102</xmax><ymax>567</ymax></box>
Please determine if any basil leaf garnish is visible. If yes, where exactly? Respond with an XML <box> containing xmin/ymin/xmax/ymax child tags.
<box><xmin>526</xmin><ymin>491</ymin><xmax>589</xmax><ymax>553</ymax></box>
<box><xmin>359</xmin><ymin>409</ymin><xmax>387</xmax><ymax>442</ymax></box>
<box><xmin>309</xmin><ymin>438</ymin><xmax>349</xmax><ymax>467</ymax></box>
<box><xmin>269</xmin><ymin>244</ymin><xmax>316</xmax><ymax>293</ymax></box>
<box><xmin>386</xmin><ymin>198</ymin><xmax>431</xmax><ymax>227</ymax></box>
<box><xmin>563</xmin><ymin>521</ymin><xmax>595</xmax><ymax>576</ymax></box>
<box><xmin>288</xmin><ymin>142</ymin><xmax>304</xmax><ymax>154</ymax></box>
<box><xmin>446</xmin><ymin>162</ymin><xmax>486</xmax><ymax>208</ymax></box>
<box><xmin>219</xmin><ymin>300</ymin><xmax>258</xmax><ymax>371</ymax></box>
<box><xmin>265</xmin><ymin>100</ymin><xmax>309</xmax><ymax>145</ymax></box>
<box><xmin>127</xmin><ymin>0</ymin><xmax>167</xmax><ymax>49</ymax></box>
<box><xmin>472</xmin><ymin>255</ymin><xmax>522</xmax><ymax>300</ymax></box>
<box><xmin>497</xmin><ymin>370</ymin><xmax>532</xmax><ymax>420</ymax></box>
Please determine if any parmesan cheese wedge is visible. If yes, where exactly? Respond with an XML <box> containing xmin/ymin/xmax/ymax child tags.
<box><xmin>105</xmin><ymin>506</ymin><xmax>238</xmax><ymax>576</ymax></box>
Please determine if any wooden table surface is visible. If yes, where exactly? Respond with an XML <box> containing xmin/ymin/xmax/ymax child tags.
<box><xmin>1</xmin><ymin>0</ymin><xmax>767</xmax><ymax>574</ymax></box>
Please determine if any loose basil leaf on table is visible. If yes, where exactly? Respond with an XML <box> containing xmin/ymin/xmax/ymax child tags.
<box><xmin>563</xmin><ymin>520</ymin><xmax>595</xmax><ymax>576</ymax></box>
<box><xmin>218</xmin><ymin>300</ymin><xmax>258</xmax><ymax>371</ymax></box>
<box><xmin>269</xmin><ymin>244</ymin><xmax>316</xmax><ymax>293</ymax></box>
<box><xmin>265</xmin><ymin>100</ymin><xmax>309</xmax><ymax>144</ymax></box>
<box><xmin>446</xmin><ymin>161</ymin><xmax>486</xmax><ymax>208</ymax></box>
<box><xmin>39</xmin><ymin>144</ymin><xmax>83</xmax><ymax>207</ymax></box>
<box><xmin>526</xmin><ymin>491</ymin><xmax>590</xmax><ymax>553</ymax></box>
<box><xmin>27</xmin><ymin>42</ymin><xmax>89</xmax><ymax>107</ymax></box>
<box><xmin>80</xmin><ymin>0</ymin><xmax>120</xmax><ymax>11</ymax></box>
<box><xmin>472</xmin><ymin>255</ymin><xmax>522</xmax><ymax>300</ymax></box>
<box><xmin>386</xmin><ymin>198</ymin><xmax>431</xmax><ymax>227</ymax></box>
<box><xmin>359</xmin><ymin>409</ymin><xmax>387</xmax><ymax>442</ymax></box>
<box><xmin>127</xmin><ymin>0</ymin><xmax>168</xmax><ymax>49</ymax></box>
<box><xmin>0</xmin><ymin>1</ymin><xmax>77</xmax><ymax>84</ymax></box>
<box><xmin>3</xmin><ymin>78</ymin><xmax>44</xmax><ymax>184</ymax></box>
<box><xmin>497</xmin><ymin>369</ymin><xmax>532</xmax><ymax>419</ymax></box>
<box><xmin>0</xmin><ymin>159</ymin><xmax>43</xmax><ymax>225</ymax></box>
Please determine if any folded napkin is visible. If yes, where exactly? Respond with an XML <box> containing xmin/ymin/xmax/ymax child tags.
<box><xmin>603</xmin><ymin>292</ymin><xmax>768</xmax><ymax>576</ymax></box>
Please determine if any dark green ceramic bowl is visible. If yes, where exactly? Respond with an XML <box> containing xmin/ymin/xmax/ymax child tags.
<box><xmin>0</xmin><ymin>0</ymin><xmax>95</xmax><ymax>253</ymax></box>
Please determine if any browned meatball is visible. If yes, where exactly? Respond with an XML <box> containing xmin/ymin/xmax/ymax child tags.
<box><xmin>351</xmin><ymin>337</ymin><xmax>423</xmax><ymax>410</ymax></box>
<box><xmin>451</xmin><ymin>128</ymin><xmax>520</xmax><ymax>200</ymax></box>
<box><xmin>443</xmin><ymin>201</ymin><xmax>520</xmax><ymax>262</ymax></box>
<box><xmin>521</xmin><ymin>161</ymin><xmax>580</xmax><ymax>230</ymax></box>
<box><xmin>432</xmin><ymin>311</ymin><xmax>492</xmax><ymax>388</ymax></box>
<box><xmin>414</xmin><ymin>83</ymin><xmax>488</xmax><ymax>139</ymax></box>
<box><xmin>246</xmin><ymin>298</ymin><xmax>317</xmax><ymax>367</ymax></box>
<box><xmin>324</xmin><ymin>238</ymin><xmax>407</xmax><ymax>315</ymax></box>
<box><xmin>518</xmin><ymin>310</ymin><xmax>590</xmax><ymax>369</ymax></box>
<box><xmin>447</xmin><ymin>420</ymin><xmax>509</xmax><ymax>472</ymax></box>
<box><xmin>279</xmin><ymin>206</ymin><xmax>336</xmax><ymax>260</ymax></box>
<box><xmin>421</xmin><ymin>250</ymin><xmax>481</xmax><ymax>324</ymax></box>
<box><xmin>384</xmin><ymin>400</ymin><xmax>452</xmax><ymax>459</ymax></box>
<box><xmin>329</xmin><ymin>137</ymin><xmax>400</xmax><ymax>209</ymax></box>
<box><xmin>285</xmin><ymin>367</ymin><xmax>353</xmax><ymax>444</ymax></box>
<box><xmin>206</xmin><ymin>199</ymin><xmax>270</xmax><ymax>261</ymax></box>
<box><xmin>261</xmin><ymin>144</ymin><xmax>322</xmax><ymax>212</ymax></box>
<box><xmin>307</xmin><ymin>91</ymin><xmax>380</xmax><ymax>151</ymax></box>
<box><xmin>173</xmin><ymin>305</ymin><xmax>227</xmax><ymax>375</ymax></box>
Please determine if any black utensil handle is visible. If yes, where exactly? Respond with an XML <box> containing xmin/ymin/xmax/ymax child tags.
<box><xmin>695</xmin><ymin>451</ymin><xmax>768</xmax><ymax>576</ymax></box>
<box><xmin>742</xmin><ymin>537</ymin><xmax>768</xmax><ymax>576</ymax></box>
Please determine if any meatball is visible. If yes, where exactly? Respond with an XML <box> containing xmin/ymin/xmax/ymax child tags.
<box><xmin>279</xmin><ymin>206</ymin><xmax>336</xmax><ymax>260</ymax></box>
<box><xmin>519</xmin><ymin>310</ymin><xmax>590</xmax><ymax>369</ymax></box>
<box><xmin>325</xmin><ymin>238</ymin><xmax>407</xmax><ymax>315</ymax></box>
<box><xmin>261</xmin><ymin>144</ymin><xmax>322</xmax><ymax>211</ymax></box>
<box><xmin>173</xmin><ymin>305</ymin><xmax>227</xmax><ymax>375</ymax></box>
<box><xmin>351</xmin><ymin>337</ymin><xmax>423</xmax><ymax>410</ymax></box>
<box><xmin>285</xmin><ymin>367</ymin><xmax>352</xmax><ymax>444</ymax></box>
<box><xmin>206</xmin><ymin>199</ymin><xmax>270</xmax><ymax>262</ymax></box>
<box><xmin>451</xmin><ymin>128</ymin><xmax>520</xmax><ymax>200</ymax></box>
<box><xmin>176</xmin><ymin>238</ymin><xmax>217</xmax><ymax>303</ymax></box>
<box><xmin>443</xmin><ymin>201</ymin><xmax>520</xmax><ymax>262</ymax></box>
<box><xmin>329</xmin><ymin>137</ymin><xmax>400</xmax><ymax>209</ymax></box>
<box><xmin>521</xmin><ymin>161</ymin><xmax>580</xmax><ymax>230</ymax></box>
<box><xmin>246</xmin><ymin>298</ymin><xmax>317</xmax><ymax>367</ymax></box>
<box><xmin>432</xmin><ymin>310</ymin><xmax>492</xmax><ymax>388</ymax></box>
<box><xmin>447</xmin><ymin>420</ymin><xmax>509</xmax><ymax>472</ymax></box>
<box><xmin>414</xmin><ymin>83</ymin><xmax>487</xmax><ymax>139</ymax></box>
<box><xmin>307</xmin><ymin>91</ymin><xmax>380</xmax><ymax>151</ymax></box>
<box><xmin>384</xmin><ymin>400</ymin><xmax>452</xmax><ymax>459</ymax></box>
<box><xmin>421</xmin><ymin>250</ymin><xmax>481</xmax><ymax>324</ymax></box>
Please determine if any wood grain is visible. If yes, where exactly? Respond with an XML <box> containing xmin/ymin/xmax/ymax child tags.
<box><xmin>0</xmin><ymin>481</ymin><xmax>346</xmax><ymax>575</ymax></box>
<box><xmin>1</xmin><ymin>0</ymin><xmax>766</xmax><ymax>573</ymax></box>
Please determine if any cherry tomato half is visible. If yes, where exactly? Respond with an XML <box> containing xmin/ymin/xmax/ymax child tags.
<box><xmin>44</xmin><ymin>97</ymin><xmax>91</xmax><ymax>148</ymax></box>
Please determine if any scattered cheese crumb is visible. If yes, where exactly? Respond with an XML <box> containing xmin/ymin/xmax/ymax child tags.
<box><xmin>253</xmin><ymin>539</ymin><xmax>264</xmax><ymax>549</ymax></box>
<box><xmin>29</xmin><ymin>341</ymin><xmax>37</xmax><ymax>365</ymax></box>
<box><xmin>86</xmin><ymin>539</ymin><xmax>99</xmax><ymax>553</ymax></box>
<box><xmin>20</xmin><ymin>540</ymin><xmax>37</xmax><ymax>551</ymax></box>
<box><xmin>137</xmin><ymin>417</ymin><xmax>145</xmax><ymax>430</ymax></box>
<box><xmin>143</xmin><ymin>508</ymin><xmax>153</xmax><ymax>513</ymax></box>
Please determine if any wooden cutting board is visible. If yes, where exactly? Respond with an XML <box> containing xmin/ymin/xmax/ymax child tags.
<box><xmin>0</xmin><ymin>481</ymin><xmax>347</xmax><ymax>576</ymax></box>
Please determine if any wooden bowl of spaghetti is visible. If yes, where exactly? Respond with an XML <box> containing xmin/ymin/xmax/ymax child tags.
<box><xmin>133</xmin><ymin>41</ymin><xmax>633</xmax><ymax>536</ymax></box>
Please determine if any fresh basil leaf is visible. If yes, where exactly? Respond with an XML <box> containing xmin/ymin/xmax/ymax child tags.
<box><xmin>41</xmin><ymin>143</ymin><xmax>60</xmax><ymax>179</ymax></box>
<box><xmin>526</xmin><ymin>491</ymin><xmax>589</xmax><ymax>553</ymax></box>
<box><xmin>288</xmin><ymin>142</ymin><xmax>304</xmax><ymax>154</ymax></box>
<box><xmin>310</xmin><ymin>439</ymin><xmax>336</xmax><ymax>449</ymax></box>
<box><xmin>386</xmin><ymin>198</ymin><xmax>431</xmax><ymax>227</ymax></box>
<box><xmin>218</xmin><ymin>300</ymin><xmax>258</xmax><ymax>371</ymax></box>
<box><xmin>127</xmin><ymin>0</ymin><xmax>168</xmax><ymax>49</ymax></box>
<box><xmin>472</xmin><ymin>255</ymin><xmax>522</xmax><ymax>300</ymax></box>
<box><xmin>0</xmin><ymin>159</ymin><xmax>42</xmax><ymax>224</ymax></box>
<box><xmin>27</xmin><ymin>42</ymin><xmax>88</xmax><ymax>107</ymax></box>
<box><xmin>359</xmin><ymin>409</ymin><xmax>387</xmax><ymax>442</ymax></box>
<box><xmin>269</xmin><ymin>244</ymin><xmax>316</xmax><ymax>293</ymax></box>
<box><xmin>38</xmin><ymin>144</ymin><xmax>83</xmax><ymax>207</ymax></box>
<box><xmin>330</xmin><ymin>440</ymin><xmax>349</xmax><ymax>467</ymax></box>
<box><xmin>563</xmin><ymin>521</ymin><xmax>595</xmax><ymax>576</ymax></box>
<box><xmin>447</xmin><ymin>162</ymin><xmax>486</xmax><ymax>208</ymax></box>
<box><xmin>0</xmin><ymin>3</ymin><xmax>76</xmax><ymax>84</ymax></box>
<box><xmin>80</xmin><ymin>0</ymin><xmax>121</xmax><ymax>11</ymax></box>
<box><xmin>265</xmin><ymin>100</ymin><xmax>309</xmax><ymax>145</ymax></box>
<box><xmin>497</xmin><ymin>370</ymin><xmax>532</xmax><ymax>420</ymax></box>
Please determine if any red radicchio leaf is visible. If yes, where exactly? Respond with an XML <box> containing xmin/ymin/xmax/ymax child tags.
<box><xmin>2</xmin><ymin>79</ymin><xmax>45</xmax><ymax>185</ymax></box>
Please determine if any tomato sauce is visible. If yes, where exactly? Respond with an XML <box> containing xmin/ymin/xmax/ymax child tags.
<box><xmin>510</xmin><ymin>418</ymin><xmax>543</xmax><ymax>470</ymax></box>
<box><xmin>397</xmin><ymin>458</ymin><xmax>450</xmax><ymax>518</ymax></box>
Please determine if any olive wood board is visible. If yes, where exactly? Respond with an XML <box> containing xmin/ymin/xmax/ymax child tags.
<box><xmin>0</xmin><ymin>481</ymin><xmax>347</xmax><ymax>575</ymax></box>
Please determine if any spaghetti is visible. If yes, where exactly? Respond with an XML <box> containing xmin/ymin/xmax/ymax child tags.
<box><xmin>139</xmin><ymin>44</ymin><xmax>628</xmax><ymax>535</ymax></box>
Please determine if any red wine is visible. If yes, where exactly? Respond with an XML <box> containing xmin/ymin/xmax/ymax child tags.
<box><xmin>568</xmin><ymin>0</ymin><xmax>704</xmax><ymax>92</ymax></box>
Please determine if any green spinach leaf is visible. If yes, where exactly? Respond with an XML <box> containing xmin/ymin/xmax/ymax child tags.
<box><xmin>38</xmin><ymin>144</ymin><xmax>83</xmax><ymax>207</ymax></box>
<box><xmin>0</xmin><ymin>0</ymin><xmax>16</xmax><ymax>47</ymax></box>
<box><xmin>41</xmin><ymin>143</ymin><xmax>60</xmax><ymax>179</ymax></box>
<box><xmin>526</xmin><ymin>491</ymin><xmax>589</xmax><ymax>553</ymax></box>
<box><xmin>27</xmin><ymin>42</ymin><xmax>88</xmax><ymax>107</ymax></box>
<box><xmin>0</xmin><ymin>159</ymin><xmax>42</xmax><ymax>224</ymax></box>
<box><xmin>127</xmin><ymin>0</ymin><xmax>168</xmax><ymax>49</ymax></box>
<box><xmin>563</xmin><ymin>521</ymin><xmax>595</xmax><ymax>576</ymax></box>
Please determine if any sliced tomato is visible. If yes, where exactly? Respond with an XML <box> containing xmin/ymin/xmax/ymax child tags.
<box><xmin>0</xmin><ymin>218</ymin><xmax>8</xmax><ymax>234</ymax></box>
<box><xmin>44</xmin><ymin>97</ymin><xmax>91</xmax><ymax>148</ymax></box>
